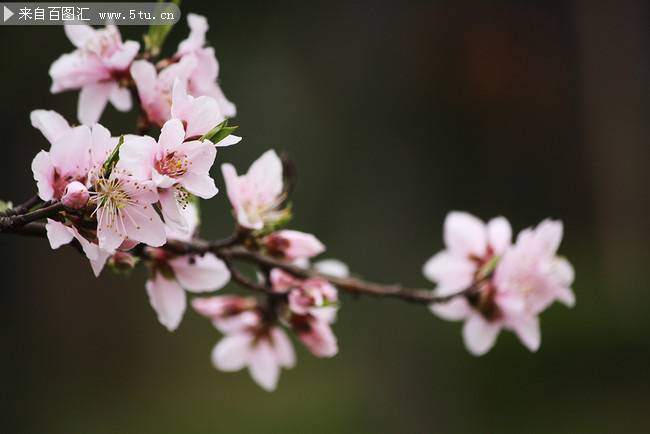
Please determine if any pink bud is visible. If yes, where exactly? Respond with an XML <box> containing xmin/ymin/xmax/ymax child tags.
<box><xmin>264</xmin><ymin>230</ymin><xmax>325</xmax><ymax>260</ymax></box>
<box><xmin>61</xmin><ymin>181</ymin><xmax>89</xmax><ymax>209</ymax></box>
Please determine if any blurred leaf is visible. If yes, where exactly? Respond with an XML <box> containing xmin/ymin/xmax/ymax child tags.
<box><xmin>144</xmin><ymin>0</ymin><xmax>182</xmax><ymax>58</ymax></box>
<box><xmin>0</xmin><ymin>200</ymin><xmax>13</xmax><ymax>213</ymax></box>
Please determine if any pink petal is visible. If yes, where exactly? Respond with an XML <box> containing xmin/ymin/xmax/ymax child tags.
<box><xmin>130</xmin><ymin>60</ymin><xmax>158</xmax><ymax>106</ymax></box>
<box><xmin>214</xmin><ymin>134</ymin><xmax>242</xmax><ymax>147</ymax></box>
<box><xmin>49</xmin><ymin>125</ymin><xmax>92</xmax><ymax>178</ymax></box>
<box><xmin>31</xmin><ymin>151</ymin><xmax>55</xmax><ymax>201</ymax></box>
<box><xmin>247</xmin><ymin>150</ymin><xmax>283</xmax><ymax>199</ymax></box>
<box><xmin>270</xmin><ymin>328</ymin><xmax>296</xmax><ymax>368</ymax></box>
<box><xmin>211</xmin><ymin>333</ymin><xmax>251</xmax><ymax>372</ymax></box>
<box><xmin>487</xmin><ymin>216</ymin><xmax>512</xmax><ymax>255</ymax></box>
<box><xmin>313</xmin><ymin>259</ymin><xmax>349</xmax><ymax>278</ymax></box>
<box><xmin>30</xmin><ymin>110</ymin><xmax>70</xmax><ymax>144</ymax></box>
<box><xmin>145</xmin><ymin>274</ymin><xmax>187</xmax><ymax>331</ymax></box>
<box><xmin>249</xmin><ymin>340</ymin><xmax>281</xmax><ymax>391</ymax></box>
<box><xmin>159</xmin><ymin>119</ymin><xmax>186</xmax><ymax>151</ymax></box>
<box><xmin>444</xmin><ymin>211</ymin><xmax>488</xmax><ymax>257</ymax></box>
<box><xmin>45</xmin><ymin>219</ymin><xmax>74</xmax><ymax>249</ymax></box>
<box><xmin>509</xmin><ymin>315</ymin><xmax>541</xmax><ymax>352</ymax></box>
<box><xmin>181</xmin><ymin>172</ymin><xmax>218</xmax><ymax>199</ymax></box>
<box><xmin>117</xmin><ymin>135</ymin><xmax>157</xmax><ymax>180</ymax></box>
<box><xmin>462</xmin><ymin>314</ymin><xmax>501</xmax><ymax>356</ymax></box>
<box><xmin>78</xmin><ymin>82</ymin><xmax>113</xmax><ymax>125</ymax></box>
<box><xmin>109</xmin><ymin>86</ymin><xmax>132</xmax><ymax>112</ymax></box>
<box><xmin>105</xmin><ymin>40</ymin><xmax>140</xmax><ymax>70</ymax></box>
<box><xmin>429</xmin><ymin>297</ymin><xmax>471</xmax><ymax>321</ymax></box>
<box><xmin>422</xmin><ymin>251</ymin><xmax>475</xmax><ymax>296</ymax></box>
<box><xmin>172</xmin><ymin>139</ymin><xmax>216</xmax><ymax>173</ymax></box>
<box><xmin>176</xmin><ymin>13</ymin><xmax>208</xmax><ymax>56</ymax></box>
<box><xmin>64</xmin><ymin>23</ymin><xmax>95</xmax><ymax>48</ymax></box>
<box><xmin>169</xmin><ymin>253</ymin><xmax>231</xmax><ymax>293</ymax></box>
<box><xmin>221</xmin><ymin>163</ymin><xmax>240</xmax><ymax>209</ymax></box>
<box><xmin>121</xmin><ymin>203</ymin><xmax>166</xmax><ymax>247</ymax></box>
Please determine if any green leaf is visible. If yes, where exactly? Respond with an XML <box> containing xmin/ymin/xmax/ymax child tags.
<box><xmin>254</xmin><ymin>204</ymin><xmax>293</xmax><ymax>237</ymax></box>
<box><xmin>144</xmin><ymin>0</ymin><xmax>182</xmax><ymax>58</ymax></box>
<box><xmin>101</xmin><ymin>135</ymin><xmax>125</xmax><ymax>178</ymax></box>
<box><xmin>0</xmin><ymin>200</ymin><xmax>13</xmax><ymax>213</ymax></box>
<box><xmin>200</xmin><ymin>120</ymin><xmax>239</xmax><ymax>144</ymax></box>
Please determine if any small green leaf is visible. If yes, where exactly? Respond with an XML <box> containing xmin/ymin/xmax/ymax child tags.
<box><xmin>101</xmin><ymin>135</ymin><xmax>125</xmax><ymax>178</ymax></box>
<box><xmin>254</xmin><ymin>204</ymin><xmax>293</xmax><ymax>237</ymax></box>
<box><xmin>0</xmin><ymin>200</ymin><xmax>13</xmax><ymax>213</ymax></box>
<box><xmin>200</xmin><ymin>120</ymin><xmax>239</xmax><ymax>144</ymax></box>
<box><xmin>144</xmin><ymin>0</ymin><xmax>182</xmax><ymax>58</ymax></box>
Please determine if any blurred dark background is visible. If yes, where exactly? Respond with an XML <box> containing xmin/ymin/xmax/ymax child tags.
<box><xmin>1</xmin><ymin>0</ymin><xmax>649</xmax><ymax>432</ymax></box>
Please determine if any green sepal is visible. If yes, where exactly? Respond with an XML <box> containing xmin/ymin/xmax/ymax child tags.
<box><xmin>143</xmin><ymin>0</ymin><xmax>182</xmax><ymax>58</ymax></box>
<box><xmin>200</xmin><ymin>120</ymin><xmax>239</xmax><ymax>144</ymax></box>
<box><xmin>100</xmin><ymin>135</ymin><xmax>125</xmax><ymax>178</ymax></box>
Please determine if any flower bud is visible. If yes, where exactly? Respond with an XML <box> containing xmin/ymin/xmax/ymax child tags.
<box><xmin>109</xmin><ymin>251</ymin><xmax>138</xmax><ymax>271</ymax></box>
<box><xmin>61</xmin><ymin>181</ymin><xmax>89</xmax><ymax>209</ymax></box>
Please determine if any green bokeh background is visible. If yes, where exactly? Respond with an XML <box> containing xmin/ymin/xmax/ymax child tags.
<box><xmin>1</xmin><ymin>0</ymin><xmax>649</xmax><ymax>433</ymax></box>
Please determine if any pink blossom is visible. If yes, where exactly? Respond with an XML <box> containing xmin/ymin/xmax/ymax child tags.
<box><xmin>290</xmin><ymin>314</ymin><xmax>338</xmax><ymax>358</ymax></box>
<box><xmin>31</xmin><ymin>110</ymin><xmax>120</xmax><ymax>201</ymax></box>
<box><xmin>145</xmin><ymin>251</ymin><xmax>231</xmax><ymax>331</ymax></box>
<box><xmin>170</xmin><ymin>80</ymin><xmax>241</xmax><ymax>144</ymax></box>
<box><xmin>175</xmin><ymin>14</ymin><xmax>236</xmax><ymax>118</ymax></box>
<box><xmin>263</xmin><ymin>230</ymin><xmax>325</xmax><ymax>260</ymax></box>
<box><xmin>427</xmin><ymin>214</ymin><xmax>575</xmax><ymax>355</ymax></box>
<box><xmin>31</xmin><ymin>110</ymin><xmax>90</xmax><ymax>201</ymax></box>
<box><xmin>61</xmin><ymin>181</ymin><xmax>90</xmax><ymax>209</ymax></box>
<box><xmin>221</xmin><ymin>150</ymin><xmax>286</xmax><ymax>230</ymax></box>
<box><xmin>130</xmin><ymin>56</ymin><xmax>197</xmax><ymax>127</ymax></box>
<box><xmin>211</xmin><ymin>325</ymin><xmax>295</xmax><ymax>391</ymax></box>
<box><xmin>45</xmin><ymin>219</ymin><xmax>111</xmax><ymax>277</ymax></box>
<box><xmin>91</xmin><ymin>172</ymin><xmax>166</xmax><ymax>251</ymax></box>
<box><xmin>423</xmin><ymin>211</ymin><xmax>512</xmax><ymax>297</ymax></box>
<box><xmin>119</xmin><ymin>119</ymin><xmax>219</xmax><ymax>232</ymax></box>
<box><xmin>50</xmin><ymin>24</ymin><xmax>139</xmax><ymax>124</ymax></box>
<box><xmin>270</xmin><ymin>269</ymin><xmax>338</xmax><ymax>320</ymax></box>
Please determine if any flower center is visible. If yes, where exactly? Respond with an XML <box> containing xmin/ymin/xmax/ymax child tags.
<box><xmin>155</xmin><ymin>152</ymin><xmax>190</xmax><ymax>179</ymax></box>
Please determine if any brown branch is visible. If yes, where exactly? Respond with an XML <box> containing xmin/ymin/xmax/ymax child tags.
<box><xmin>0</xmin><ymin>199</ymin><xmax>465</xmax><ymax>306</ymax></box>
<box><xmin>0</xmin><ymin>202</ymin><xmax>66</xmax><ymax>231</ymax></box>
<box><xmin>0</xmin><ymin>195</ymin><xmax>42</xmax><ymax>217</ymax></box>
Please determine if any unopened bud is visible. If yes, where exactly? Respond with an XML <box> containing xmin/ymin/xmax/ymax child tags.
<box><xmin>61</xmin><ymin>181</ymin><xmax>89</xmax><ymax>209</ymax></box>
<box><xmin>109</xmin><ymin>251</ymin><xmax>139</xmax><ymax>271</ymax></box>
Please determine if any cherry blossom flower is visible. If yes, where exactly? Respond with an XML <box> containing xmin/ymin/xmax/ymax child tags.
<box><xmin>423</xmin><ymin>211</ymin><xmax>512</xmax><ymax>297</ymax></box>
<box><xmin>270</xmin><ymin>269</ymin><xmax>339</xmax><ymax>358</ymax></box>
<box><xmin>263</xmin><ymin>230</ymin><xmax>325</xmax><ymax>260</ymax></box>
<box><xmin>119</xmin><ymin>118</ymin><xmax>219</xmax><ymax>231</ymax></box>
<box><xmin>270</xmin><ymin>269</ymin><xmax>338</xmax><ymax>319</ymax></box>
<box><xmin>193</xmin><ymin>296</ymin><xmax>296</xmax><ymax>390</ymax></box>
<box><xmin>50</xmin><ymin>24</ymin><xmax>139</xmax><ymax>124</ymax></box>
<box><xmin>145</xmin><ymin>248</ymin><xmax>231</xmax><ymax>331</ymax></box>
<box><xmin>31</xmin><ymin>110</ymin><xmax>120</xmax><ymax>201</ymax></box>
<box><xmin>212</xmin><ymin>323</ymin><xmax>295</xmax><ymax>391</ymax></box>
<box><xmin>170</xmin><ymin>80</ymin><xmax>241</xmax><ymax>144</ymax></box>
<box><xmin>175</xmin><ymin>14</ymin><xmax>236</xmax><ymax>118</ymax></box>
<box><xmin>90</xmin><ymin>171</ymin><xmax>166</xmax><ymax>251</ymax></box>
<box><xmin>221</xmin><ymin>150</ymin><xmax>288</xmax><ymax>230</ymax></box>
<box><xmin>130</xmin><ymin>55</ymin><xmax>197</xmax><ymax>127</ymax></box>
<box><xmin>427</xmin><ymin>213</ymin><xmax>575</xmax><ymax>355</ymax></box>
<box><xmin>31</xmin><ymin>110</ymin><xmax>91</xmax><ymax>201</ymax></box>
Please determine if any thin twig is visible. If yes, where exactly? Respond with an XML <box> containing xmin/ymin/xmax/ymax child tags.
<box><xmin>0</xmin><ymin>202</ymin><xmax>65</xmax><ymax>231</ymax></box>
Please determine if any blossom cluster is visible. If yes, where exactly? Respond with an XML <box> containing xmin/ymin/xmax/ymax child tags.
<box><xmin>10</xmin><ymin>11</ymin><xmax>577</xmax><ymax>391</ymax></box>
<box><xmin>424</xmin><ymin>212</ymin><xmax>575</xmax><ymax>355</ymax></box>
